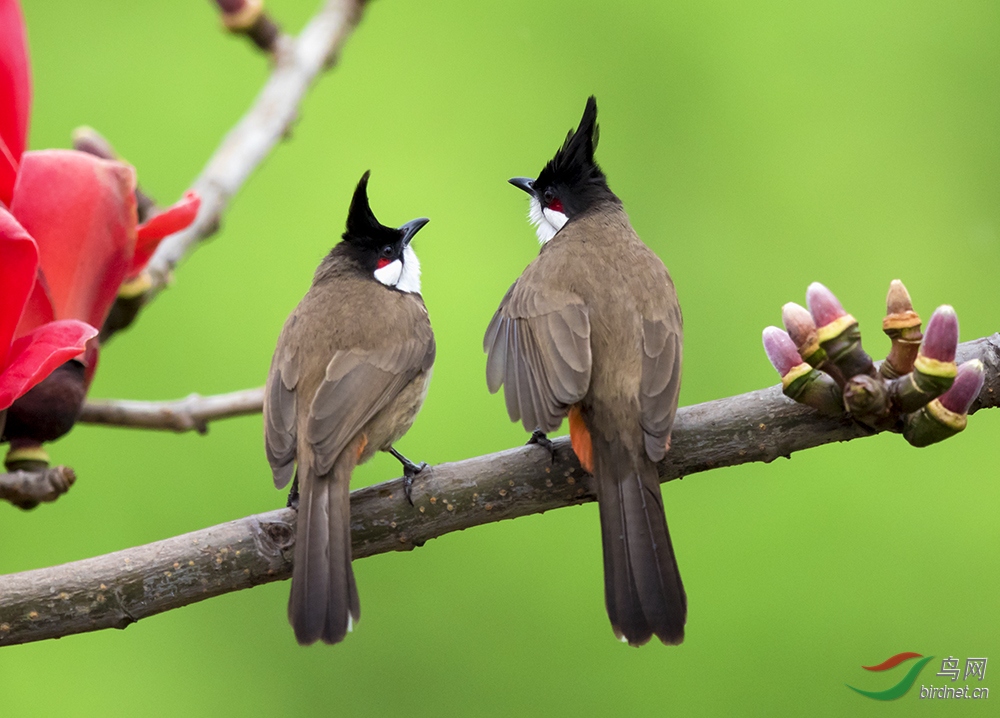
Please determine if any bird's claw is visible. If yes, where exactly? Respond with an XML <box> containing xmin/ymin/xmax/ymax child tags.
<box><xmin>286</xmin><ymin>475</ymin><xmax>300</xmax><ymax>510</ymax></box>
<box><xmin>527</xmin><ymin>429</ymin><xmax>555</xmax><ymax>463</ymax></box>
<box><xmin>390</xmin><ymin>446</ymin><xmax>428</xmax><ymax>507</ymax></box>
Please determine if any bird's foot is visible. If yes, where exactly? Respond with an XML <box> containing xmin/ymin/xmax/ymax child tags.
<box><xmin>390</xmin><ymin>447</ymin><xmax>428</xmax><ymax>507</ymax></box>
<box><xmin>286</xmin><ymin>475</ymin><xmax>300</xmax><ymax>510</ymax></box>
<box><xmin>527</xmin><ymin>429</ymin><xmax>555</xmax><ymax>463</ymax></box>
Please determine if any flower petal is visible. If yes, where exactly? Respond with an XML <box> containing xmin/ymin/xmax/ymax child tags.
<box><xmin>10</xmin><ymin>149</ymin><xmax>138</xmax><ymax>328</ymax></box>
<box><xmin>0</xmin><ymin>205</ymin><xmax>37</xmax><ymax>367</ymax></box>
<box><xmin>0</xmin><ymin>319</ymin><xmax>96</xmax><ymax>411</ymax></box>
<box><xmin>0</xmin><ymin>0</ymin><xmax>31</xmax><ymax>207</ymax></box>
<box><xmin>13</xmin><ymin>266</ymin><xmax>55</xmax><ymax>337</ymax></box>
<box><xmin>130</xmin><ymin>190</ymin><xmax>200</xmax><ymax>278</ymax></box>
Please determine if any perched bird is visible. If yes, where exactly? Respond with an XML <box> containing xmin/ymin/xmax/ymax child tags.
<box><xmin>264</xmin><ymin>172</ymin><xmax>435</xmax><ymax>645</ymax></box>
<box><xmin>484</xmin><ymin>97</ymin><xmax>686</xmax><ymax>646</ymax></box>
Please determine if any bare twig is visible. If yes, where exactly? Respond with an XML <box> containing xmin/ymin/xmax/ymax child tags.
<box><xmin>79</xmin><ymin>388</ymin><xmax>264</xmax><ymax>434</ymax></box>
<box><xmin>100</xmin><ymin>0</ymin><xmax>366</xmax><ymax>342</ymax></box>
<box><xmin>0</xmin><ymin>466</ymin><xmax>76</xmax><ymax>511</ymax></box>
<box><xmin>1</xmin><ymin>334</ymin><xmax>996</xmax><ymax>646</ymax></box>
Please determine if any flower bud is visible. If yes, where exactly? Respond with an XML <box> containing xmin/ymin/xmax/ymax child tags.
<box><xmin>763</xmin><ymin>327</ymin><xmax>805</xmax><ymax>379</ymax></box>
<box><xmin>763</xmin><ymin>327</ymin><xmax>843</xmax><ymax>416</ymax></box>
<box><xmin>805</xmin><ymin>282</ymin><xmax>874</xmax><ymax>379</ymax></box>
<box><xmin>880</xmin><ymin>279</ymin><xmax>922</xmax><ymax>379</ymax></box>
<box><xmin>899</xmin><ymin>305</ymin><xmax>959</xmax><ymax>405</ymax></box>
<box><xmin>938</xmin><ymin>359</ymin><xmax>985</xmax><ymax>415</ymax></box>
<box><xmin>885</xmin><ymin>279</ymin><xmax>916</xmax><ymax>318</ymax></box>
<box><xmin>920</xmin><ymin>306</ymin><xmax>958</xmax><ymax>363</ymax></box>
<box><xmin>213</xmin><ymin>0</ymin><xmax>279</xmax><ymax>52</ymax></box>
<box><xmin>782</xmin><ymin>302</ymin><xmax>824</xmax><ymax>365</ymax></box>
<box><xmin>806</xmin><ymin>282</ymin><xmax>849</xmax><ymax>331</ymax></box>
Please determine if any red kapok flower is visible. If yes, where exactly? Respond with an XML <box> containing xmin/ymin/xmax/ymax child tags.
<box><xmin>1</xmin><ymin>0</ymin><xmax>199</xmax><ymax>450</ymax></box>
<box><xmin>3</xmin><ymin>0</ymin><xmax>200</xmax><ymax>342</ymax></box>
<box><xmin>0</xmin><ymin>209</ymin><xmax>96</xmax><ymax>410</ymax></box>
<box><xmin>10</xmin><ymin>151</ymin><xmax>201</xmax><ymax>340</ymax></box>
<box><xmin>0</xmin><ymin>0</ymin><xmax>30</xmax><ymax>209</ymax></box>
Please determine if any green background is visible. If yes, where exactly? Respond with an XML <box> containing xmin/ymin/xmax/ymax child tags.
<box><xmin>3</xmin><ymin>0</ymin><xmax>999</xmax><ymax>715</ymax></box>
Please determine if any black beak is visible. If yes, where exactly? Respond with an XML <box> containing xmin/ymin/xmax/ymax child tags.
<box><xmin>508</xmin><ymin>177</ymin><xmax>536</xmax><ymax>196</ymax></box>
<box><xmin>398</xmin><ymin>217</ymin><xmax>430</xmax><ymax>246</ymax></box>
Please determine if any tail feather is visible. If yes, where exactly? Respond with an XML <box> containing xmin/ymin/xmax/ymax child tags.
<box><xmin>288</xmin><ymin>450</ymin><xmax>361</xmax><ymax>645</ymax></box>
<box><xmin>594</xmin><ymin>436</ymin><xmax>686</xmax><ymax>646</ymax></box>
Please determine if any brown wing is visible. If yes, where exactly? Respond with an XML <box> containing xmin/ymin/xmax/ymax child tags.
<box><xmin>484</xmin><ymin>280</ymin><xmax>591</xmax><ymax>433</ymax></box>
<box><xmin>264</xmin><ymin>319</ymin><xmax>301</xmax><ymax>489</ymax></box>
<box><xmin>307</xmin><ymin>333</ymin><xmax>434</xmax><ymax>476</ymax></box>
<box><xmin>639</xmin><ymin>309</ymin><xmax>682</xmax><ymax>463</ymax></box>
<box><xmin>264</xmin><ymin>312</ymin><xmax>435</xmax><ymax>485</ymax></box>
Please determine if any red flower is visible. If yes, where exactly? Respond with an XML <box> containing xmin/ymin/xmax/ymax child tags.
<box><xmin>0</xmin><ymin>0</ymin><xmax>29</xmax><ymax>209</ymax></box>
<box><xmin>10</xmin><ymin>150</ymin><xmax>199</xmax><ymax>342</ymax></box>
<box><xmin>0</xmin><ymin>0</ymin><xmax>199</xmax><ymax>442</ymax></box>
<box><xmin>2</xmin><ymin>0</ymin><xmax>199</xmax><ymax>342</ymax></box>
<box><xmin>0</xmin><ymin>209</ymin><xmax>96</xmax><ymax>410</ymax></box>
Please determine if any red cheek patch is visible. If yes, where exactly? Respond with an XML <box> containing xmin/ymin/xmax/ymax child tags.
<box><xmin>548</xmin><ymin>199</ymin><xmax>564</xmax><ymax>213</ymax></box>
<box><xmin>376</xmin><ymin>257</ymin><xmax>391</xmax><ymax>269</ymax></box>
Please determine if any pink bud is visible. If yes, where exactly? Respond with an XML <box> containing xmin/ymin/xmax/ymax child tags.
<box><xmin>921</xmin><ymin>306</ymin><xmax>959</xmax><ymax>363</ymax></box>
<box><xmin>938</xmin><ymin>360</ymin><xmax>984</xmax><ymax>414</ymax></box>
<box><xmin>214</xmin><ymin>0</ymin><xmax>248</xmax><ymax>12</ymax></box>
<box><xmin>782</xmin><ymin>302</ymin><xmax>817</xmax><ymax>351</ymax></box>
<box><xmin>763</xmin><ymin>326</ymin><xmax>804</xmax><ymax>377</ymax></box>
<box><xmin>806</xmin><ymin>282</ymin><xmax>847</xmax><ymax>328</ymax></box>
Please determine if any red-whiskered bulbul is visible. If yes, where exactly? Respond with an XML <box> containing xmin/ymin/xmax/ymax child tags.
<box><xmin>484</xmin><ymin>97</ymin><xmax>685</xmax><ymax>646</ymax></box>
<box><xmin>264</xmin><ymin>171</ymin><xmax>434</xmax><ymax>645</ymax></box>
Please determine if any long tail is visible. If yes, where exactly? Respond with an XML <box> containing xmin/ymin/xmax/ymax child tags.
<box><xmin>593</xmin><ymin>435</ymin><xmax>686</xmax><ymax>646</ymax></box>
<box><xmin>288</xmin><ymin>446</ymin><xmax>361</xmax><ymax>645</ymax></box>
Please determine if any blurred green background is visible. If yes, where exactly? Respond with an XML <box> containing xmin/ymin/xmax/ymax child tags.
<box><xmin>3</xmin><ymin>0</ymin><xmax>999</xmax><ymax>715</ymax></box>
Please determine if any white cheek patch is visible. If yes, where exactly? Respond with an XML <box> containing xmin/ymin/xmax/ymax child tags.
<box><xmin>527</xmin><ymin>196</ymin><xmax>568</xmax><ymax>244</ymax></box>
<box><xmin>543</xmin><ymin>206</ymin><xmax>568</xmax><ymax>233</ymax></box>
<box><xmin>395</xmin><ymin>245</ymin><xmax>422</xmax><ymax>294</ymax></box>
<box><xmin>374</xmin><ymin>259</ymin><xmax>402</xmax><ymax>287</ymax></box>
<box><xmin>373</xmin><ymin>247</ymin><xmax>422</xmax><ymax>294</ymax></box>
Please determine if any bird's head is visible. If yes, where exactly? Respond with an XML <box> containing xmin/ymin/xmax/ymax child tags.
<box><xmin>509</xmin><ymin>96</ymin><xmax>616</xmax><ymax>244</ymax></box>
<box><xmin>343</xmin><ymin>171</ymin><xmax>428</xmax><ymax>294</ymax></box>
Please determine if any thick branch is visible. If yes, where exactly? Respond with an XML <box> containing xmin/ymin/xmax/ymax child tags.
<box><xmin>2</xmin><ymin>334</ymin><xmax>997</xmax><ymax>645</ymax></box>
<box><xmin>79</xmin><ymin>388</ymin><xmax>264</xmax><ymax>433</ymax></box>
<box><xmin>101</xmin><ymin>0</ymin><xmax>366</xmax><ymax>342</ymax></box>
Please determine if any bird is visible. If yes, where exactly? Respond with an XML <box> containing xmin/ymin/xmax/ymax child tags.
<box><xmin>483</xmin><ymin>96</ymin><xmax>686</xmax><ymax>646</ymax></box>
<box><xmin>264</xmin><ymin>171</ymin><xmax>435</xmax><ymax>645</ymax></box>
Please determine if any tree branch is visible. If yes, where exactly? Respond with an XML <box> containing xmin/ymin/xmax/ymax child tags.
<box><xmin>79</xmin><ymin>388</ymin><xmax>264</xmax><ymax>434</ymax></box>
<box><xmin>0</xmin><ymin>466</ymin><xmax>76</xmax><ymax>511</ymax></box>
<box><xmin>100</xmin><ymin>0</ymin><xmax>366</xmax><ymax>342</ymax></box>
<box><xmin>1</xmin><ymin>334</ymin><xmax>996</xmax><ymax>646</ymax></box>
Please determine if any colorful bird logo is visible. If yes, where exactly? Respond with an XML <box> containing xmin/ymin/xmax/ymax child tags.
<box><xmin>847</xmin><ymin>652</ymin><xmax>935</xmax><ymax>700</ymax></box>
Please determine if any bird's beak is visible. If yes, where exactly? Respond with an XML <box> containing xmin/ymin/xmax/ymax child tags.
<box><xmin>508</xmin><ymin>177</ymin><xmax>536</xmax><ymax>196</ymax></box>
<box><xmin>399</xmin><ymin>217</ymin><xmax>430</xmax><ymax>246</ymax></box>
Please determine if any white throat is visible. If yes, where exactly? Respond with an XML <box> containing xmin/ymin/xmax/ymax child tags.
<box><xmin>528</xmin><ymin>196</ymin><xmax>568</xmax><ymax>244</ymax></box>
<box><xmin>373</xmin><ymin>245</ymin><xmax>421</xmax><ymax>294</ymax></box>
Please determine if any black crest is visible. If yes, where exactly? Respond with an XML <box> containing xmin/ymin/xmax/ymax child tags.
<box><xmin>343</xmin><ymin>171</ymin><xmax>401</xmax><ymax>246</ymax></box>
<box><xmin>535</xmin><ymin>96</ymin><xmax>610</xmax><ymax>197</ymax></box>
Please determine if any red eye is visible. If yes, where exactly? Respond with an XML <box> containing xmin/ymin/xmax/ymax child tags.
<box><xmin>548</xmin><ymin>198</ymin><xmax>564</xmax><ymax>213</ymax></box>
<box><xmin>376</xmin><ymin>257</ymin><xmax>392</xmax><ymax>269</ymax></box>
